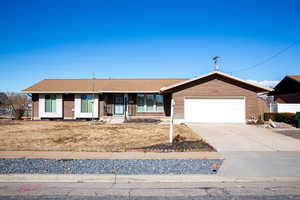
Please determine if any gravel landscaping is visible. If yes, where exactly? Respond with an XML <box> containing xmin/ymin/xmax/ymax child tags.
<box><xmin>0</xmin><ymin>158</ymin><xmax>223</xmax><ymax>174</ymax></box>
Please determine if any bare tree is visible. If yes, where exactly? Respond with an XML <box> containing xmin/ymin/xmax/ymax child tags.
<box><xmin>0</xmin><ymin>93</ymin><xmax>8</xmax><ymax>107</ymax></box>
<box><xmin>5</xmin><ymin>92</ymin><xmax>30</xmax><ymax>120</ymax></box>
<box><xmin>0</xmin><ymin>93</ymin><xmax>9</xmax><ymax>116</ymax></box>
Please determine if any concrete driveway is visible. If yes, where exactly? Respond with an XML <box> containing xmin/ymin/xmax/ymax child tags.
<box><xmin>189</xmin><ymin>123</ymin><xmax>300</xmax><ymax>152</ymax></box>
<box><xmin>189</xmin><ymin>124</ymin><xmax>300</xmax><ymax>177</ymax></box>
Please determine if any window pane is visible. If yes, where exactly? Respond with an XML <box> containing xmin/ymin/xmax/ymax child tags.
<box><xmin>81</xmin><ymin>99</ymin><xmax>87</xmax><ymax>113</ymax></box>
<box><xmin>51</xmin><ymin>96</ymin><xmax>56</xmax><ymax>112</ymax></box>
<box><xmin>88</xmin><ymin>99</ymin><xmax>93</xmax><ymax>113</ymax></box>
<box><xmin>137</xmin><ymin>94</ymin><xmax>144</xmax><ymax>112</ymax></box>
<box><xmin>155</xmin><ymin>95</ymin><xmax>164</xmax><ymax>112</ymax></box>
<box><xmin>45</xmin><ymin>95</ymin><xmax>51</xmax><ymax>112</ymax></box>
<box><xmin>45</xmin><ymin>95</ymin><xmax>56</xmax><ymax>113</ymax></box>
<box><xmin>146</xmin><ymin>95</ymin><xmax>154</xmax><ymax>112</ymax></box>
<box><xmin>81</xmin><ymin>95</ymin><xmax>93</xmax><ymax>113</ymax></box>
<box><xmin>81</xmin><ymin>95</ymin><xmax>86</xmax><ymax>113</ymax></box>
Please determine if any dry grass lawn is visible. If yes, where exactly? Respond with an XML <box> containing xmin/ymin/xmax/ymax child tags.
<box><xmin>0</xmin><ymin>120</ymin><xmax>209</xmax><ymax>152</ymax></box>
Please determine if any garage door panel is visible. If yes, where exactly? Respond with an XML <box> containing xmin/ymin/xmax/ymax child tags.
<box><xmin>184</xmin><ymin>98</ymin><xmax>245</xmax><ymax>123</ymax></box>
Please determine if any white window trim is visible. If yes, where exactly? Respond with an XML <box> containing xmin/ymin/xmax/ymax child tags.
<box><xmin>75</xmin><ymin>94</ymin><xmax>99</xmax><ymax>118</ymax></box>
<box><xmin>39</xmin><ymin>94</ymin><xmax>63</xmax><ymax>118</ymax></box>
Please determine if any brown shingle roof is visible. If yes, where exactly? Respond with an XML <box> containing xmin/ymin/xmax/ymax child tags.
<box><xmin>22</xmin><ymin>79</ymin><xmax>187</xmax><ymax>93</ymax></box>
<box><xmin>288</xmin><ymin>75</ymin><xmax>300</xmax><ymax>82</ymax></box>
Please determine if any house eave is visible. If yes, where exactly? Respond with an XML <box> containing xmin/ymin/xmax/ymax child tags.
<box><xmin>160</xmin><ymin>71</ymin><xmax>273</xmax><ymax>92</ymax></box>
<box><xmin>21</xmin><ymin>90</ymin><xmax>160</xmax><ymax>94</ymax></box>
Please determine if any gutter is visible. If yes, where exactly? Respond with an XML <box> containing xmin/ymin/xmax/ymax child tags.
<box><xmin>21</xmin><ymin>90</ymin><xmax>161</xmax><ymax>94</ymax></box>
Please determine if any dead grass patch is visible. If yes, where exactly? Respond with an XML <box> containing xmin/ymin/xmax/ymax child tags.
<box><xmin>0</xmin><ymin>120</ymin><xmax>213</xmax><ymax>152</ymax></box>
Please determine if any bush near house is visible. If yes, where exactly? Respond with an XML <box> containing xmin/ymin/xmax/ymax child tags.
<box><xmin>264</xmin><ymin>112</ymin><xmax>297</xmax><ymax>126</ymax></box>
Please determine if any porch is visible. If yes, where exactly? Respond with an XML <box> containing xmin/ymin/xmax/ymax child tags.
<box><xmin>101</xmin><ymin>93</ymin><xmax>171</xmax><ymax>117</ymax></box>
<box><xmin>32</xmin><ymin>93</ymin><xmax>171</xmax><ymax>120</ymax></box>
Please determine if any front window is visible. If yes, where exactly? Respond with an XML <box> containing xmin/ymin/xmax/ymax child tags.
<box><xmin>136</xmin><ymin>94</ymin><xmax>164</xmax><ymax>112</ymax></box>
<box><xmin>45</xmin><ymin>95</ymin><xmax>56</xmax><ymax>113</ymax></box>
<box><xmin>155</xmin><ymin>95</ymin><xmax>164</xmax><ymax>112</ymax></box>
<box><xmin>137</xmin><ymin>94</ymin><xmax>145</xmax><ymax>112</ymax></box>
<box><xmin>81</xmin><ymin>94</ymin><xmax>94</xmax><ymax>113</ymax></box>
<box><xmin>146</xmin><ymin>95</ymin><xmax>154</xmax><ymax>112</ymax></box>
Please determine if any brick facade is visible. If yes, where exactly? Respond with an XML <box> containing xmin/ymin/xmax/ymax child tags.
<box><xmin>63</xmin><ymin>94</ymin><xmax>74</xmax><ymax>119</ymax></box>
<box><xmin>32</xmin><ymin>94</ymin><xmax>39</xmax><ymax>119</ymax></box>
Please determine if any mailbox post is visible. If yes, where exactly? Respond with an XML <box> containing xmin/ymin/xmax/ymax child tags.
<box><xmin>169</xmin><ymin>99</ymin><xmax>175</xmax><ymax>143</ymax></box>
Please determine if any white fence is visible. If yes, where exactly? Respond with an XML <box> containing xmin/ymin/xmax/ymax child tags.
<box><xmin>271</xmin><ymin>103</ymin><xmax>300</xmax><ymax>113</ymax></box>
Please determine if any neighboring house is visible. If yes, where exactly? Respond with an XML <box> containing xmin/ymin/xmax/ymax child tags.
<box><xmin>22</xmin><ymin>71</ymin><xmax>271</xmax><ymax>123</ymax></box>
<box><xmin>268</xmin><ymin>75</ymin><xmax>300</xmax><ymax>113</ymax></box>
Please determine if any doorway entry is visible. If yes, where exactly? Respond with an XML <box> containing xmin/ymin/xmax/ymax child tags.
<box><xmin>114</xmin><ymin>94</ymin><xmax>124</xmax><ymax>115</ymax></box>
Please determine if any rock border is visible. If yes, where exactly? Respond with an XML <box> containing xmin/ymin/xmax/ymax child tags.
<box><xmin>0</xmin><ymin>158</ymin><xmax>223</xmax><ymax>174</ymax></box>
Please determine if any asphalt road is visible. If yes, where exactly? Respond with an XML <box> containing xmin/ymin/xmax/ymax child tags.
<box><xmin>1</xmin><ymin>181</ymin><xmax>300</xmax><ymax>200</ymax></box>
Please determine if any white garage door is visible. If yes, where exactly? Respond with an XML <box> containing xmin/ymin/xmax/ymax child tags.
<box><xmin>184</xmin><ymin>97</ymin><xmax>245</xmax><ymax>123</ymax></box>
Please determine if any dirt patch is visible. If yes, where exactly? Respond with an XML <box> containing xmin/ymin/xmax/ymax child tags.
<box><xmin>0</xmin><ymin>120</ymin><xmax>214</xmax><ymax>152</ymax></box>
<box><xmin>125</xmin><ymin>118</ymin><xmax>161</xmax><ymax>124</ymax></box>
<box><xmin>130</xmin><ymin>140</ymin><xmax>215</xmax><ymax>152</ymax></box>
<box><xmin>0</xmin><ymin>119</ymin><xmax>20</xmax><ymax>125</ymax></box>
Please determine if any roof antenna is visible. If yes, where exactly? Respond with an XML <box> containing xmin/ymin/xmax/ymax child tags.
<box><xmin>213</xmin><ymin>56</ymin><xmax>220</xmax><ymax>71</ymax></box>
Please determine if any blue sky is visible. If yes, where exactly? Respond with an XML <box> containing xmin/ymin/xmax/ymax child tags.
<box><xmin>0</xmin><ymin>0</ymin><xmax>300</xmax><ymax>91</ymax></box>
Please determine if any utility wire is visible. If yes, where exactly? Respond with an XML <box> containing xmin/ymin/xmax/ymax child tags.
<box><xmin>228</xmin><ymin>40</ymin><xmax>300</xmax><ymax>74</ymax></box>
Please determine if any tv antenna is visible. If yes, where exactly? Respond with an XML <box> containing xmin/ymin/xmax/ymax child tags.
<box><xmin>213</xmin><ymin>56</ymin><xmax>220</xmax><ymax>71</ymax></box>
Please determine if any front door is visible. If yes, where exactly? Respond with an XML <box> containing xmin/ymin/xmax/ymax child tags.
<box><xmin>114</xmin><ymin>94</ymin><xmax>124</xmax><ymax>115</ymax></box>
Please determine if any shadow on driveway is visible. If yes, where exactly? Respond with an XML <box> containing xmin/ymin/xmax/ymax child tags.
<box><xmin>273</xmin><ymin>129</ymin><xmax>300</xmax><ymax>140</ymax></box>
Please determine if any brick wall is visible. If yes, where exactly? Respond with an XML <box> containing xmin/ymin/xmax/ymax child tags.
<box><xmin>32</xmin><ymin>94</ymin><xmax>39</xmax><ymax>119</ymax></box>
<box><xmin>63</xmin><ymin>94</ymin><xmax>74</xmax><ymax>119</ymax></box>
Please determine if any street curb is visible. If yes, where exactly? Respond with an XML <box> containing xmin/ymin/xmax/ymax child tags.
<box><xmin>0</xmin><ymin>174</ymin><xmax>300</xmax><ymax>183</ymax></box>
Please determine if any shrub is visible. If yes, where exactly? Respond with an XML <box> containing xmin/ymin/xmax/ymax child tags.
<box><xmin>264</xmin><ymin>112</ymin><xmax>297</xmax><ymax>126</ymax></box>
<box><xmin>13</xmin><ymin>108</ymin><xmax>25</xmax><ymax>120</ymax></box>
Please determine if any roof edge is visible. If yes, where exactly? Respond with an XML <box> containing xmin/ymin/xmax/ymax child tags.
<box><xmin>21</xmin><ymin>90</ymin><xmax>160</xmax><ymax>94</ymax></box>
<box><xmin>287</xmin><ymin>75</ymin><xmax>300</xmax><ymax>82</ymax></box>
<box><xmin>269</xmin><ymin>75</ymin><xmax>300</xmax><ymax>95</ymax></box>
<box><xmin>41</xmin><ymin>78</ymin><xmax>188</xmax><ymax>80</ymax></box>
<box><xmin>160</xmin><ymin>71</ymin><xmax>273</xmax><ymax>92</ymax></box>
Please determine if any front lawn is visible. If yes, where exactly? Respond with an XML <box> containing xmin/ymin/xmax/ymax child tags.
<box><xmin>0</xmin><ymin>120</ymin><xmax>214</xmax><ymax>152</ymax></box>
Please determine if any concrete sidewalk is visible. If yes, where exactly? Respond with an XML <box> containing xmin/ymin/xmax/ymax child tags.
<box><xmin>1</xmin><ymin>174</ymin><xmax>300</xmax><ymax>183</ymax></box>
<box><xmin>0</xmin><ymin>151</ymin><xmax>223</xmax><ymax>159</ymax></box>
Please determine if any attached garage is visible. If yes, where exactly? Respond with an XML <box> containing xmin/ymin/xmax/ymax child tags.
<box><xmin>184</xmin><ymin>97</ymin><xmax>246</xmax><ymax>123</ymax></box>
<box><xmin>160</xmin><ymin>71</ymin><xmax>272</xmax><ymax>124</ymax></box>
